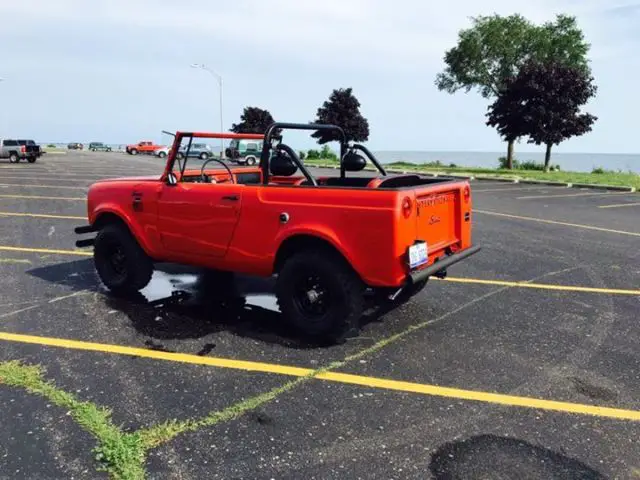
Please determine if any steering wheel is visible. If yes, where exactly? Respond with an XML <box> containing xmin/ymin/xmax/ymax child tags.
<box><xmin>200</xmin><ymin>158</ymin><xmax>235</xmax><ymax>184</ymax></box>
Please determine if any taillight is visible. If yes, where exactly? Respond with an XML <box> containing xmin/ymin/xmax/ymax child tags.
<box><xmin>20</xmin><ymin>146</ymin><xmax>26</xmax><ymax>153</ymax></box>
<box><xmin>401</xmin><ymin>196</ymin><xmax>412</xmax><ymax>218</ymax></box>
<box><xmin>463</xmin><ymin>185</ymin><xmax>470</xmax><ymax>203</ymax></box>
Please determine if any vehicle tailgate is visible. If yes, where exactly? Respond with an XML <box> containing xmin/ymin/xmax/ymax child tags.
<box><xmin>414</xmin><ymin>183</ymin><xmax>465</xmax><ymax>254</ymax></box>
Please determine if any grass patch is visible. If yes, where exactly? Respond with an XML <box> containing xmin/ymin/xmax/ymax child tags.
<box><xmin>303</xmin><ymin>158</ymin><xmax>639</xmax><ymax>189</ymax></box>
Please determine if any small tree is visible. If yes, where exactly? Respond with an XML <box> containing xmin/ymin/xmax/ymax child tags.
<box><xmin>230</xmin><ymin>106</ymin><xmax>277</xmax><ymax>134</ymax></box>
<box><xmin>487</xmin><ymin>60</ymin><xmax>597</xmax><ymax>171</ymax></box>
<box><xmin>435</xmin><ymin>13</ymin><xmax>591</xmax><ymax>169</ymax></box>
<box><xmin>311</xmin><ymin>88</ymin><xmax>370</xmax><ymax>144</ymax></box>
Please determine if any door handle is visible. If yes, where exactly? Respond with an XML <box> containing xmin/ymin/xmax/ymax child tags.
<box><xmin>221</xmin><ymin>195</ymin><xmax>239</xmax><ymax>201</ymax></box>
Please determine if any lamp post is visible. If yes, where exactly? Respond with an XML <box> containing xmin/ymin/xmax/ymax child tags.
<box><xmin>190</xmin><ymin>63</ymin><xmax>224</xmax><ymax>158</ymax></box>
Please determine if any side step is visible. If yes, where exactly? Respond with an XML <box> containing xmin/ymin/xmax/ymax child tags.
<box><xmin>75</xmin><ymin>238</ymin><xmax>95</xmax><ymax>248</ymax></box>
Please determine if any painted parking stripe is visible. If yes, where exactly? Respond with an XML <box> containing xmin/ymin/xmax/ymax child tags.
<box><xmin>0</xmin><ymin>194</ymin><xmax>84</xmax><ymax>201</ymax></box>
<box><xmin>0</xmin><ymin>211</ymin><xmax>85</xmax><ymax>220</ymax></box>
<box><xmin>0</xmin><ymin>246</ymin><xmax>91</xmax><ymax>256</ymax></box>
<box><xmin>435</xmin><ymin>277</ymin><xmax>640</xmax><ymax>296</ymax></box>
<box><xmin>473</xmin><ymin>186</ymin><xmax>568</xmax><ymax>193</ymax></box>
<box><xmin>516</xmin><ymin>192</ymin><xmax>628</xmax><ymax>200</ymax></box>
<box><xmin>0</xmin><ymin>331</ymin><xmax>638</xmax><ymax>421</ymax></box>
<box><xmin>475</xmin><ymin>210</ymin><xmax>640</xmax><ymax>237</ymax></box>
<box><xmin>0</xmin><ymin>183</ymin><xmax>87</xmax><ymax>190</ymax></box>
<box><xmin>599</xmin><ymin>202</ymin><xmax>640</xmax><ymax>209</ymax></box>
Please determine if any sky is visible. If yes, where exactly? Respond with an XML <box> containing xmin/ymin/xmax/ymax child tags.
<box><xmin>1</xmin><ymin>0</ymin><xmax>639</xmax><ymax>154</ymax></box>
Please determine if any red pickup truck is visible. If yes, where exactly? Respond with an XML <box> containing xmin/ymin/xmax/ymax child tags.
<box><xmin>75</xmin><ymin>123</ymin><xmax>480</xmax><ymax>341</ymax></box>
<box><xmin>125</xmin><ymin>141</ymin><xmax>164</xmax><ymax>155</ymax></box>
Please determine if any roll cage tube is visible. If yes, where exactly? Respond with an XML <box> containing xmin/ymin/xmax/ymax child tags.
<box><xmin>352</xmin><ymin>143</ymin><xmax>387</xmax><ymax>176</ymax></box>
<box><xmin>260</xmin><ymin>122</ymin><xmax>347</xmax><ymax>185</ymax></box>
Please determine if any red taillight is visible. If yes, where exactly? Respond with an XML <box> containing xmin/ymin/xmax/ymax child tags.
<box><xmin>401</xmin><ymin>196</ymin><xmax>412</xmax><ymax>218</ymax></box>
<box><xmin>463</xmin><ymin>185</ymin><xmax>470</xmax><ymax>203</ymax></box>
<box><xmin>20</xmin><ymin>146</ymin><xmax>26</xmax><ymax>153</ymax></box>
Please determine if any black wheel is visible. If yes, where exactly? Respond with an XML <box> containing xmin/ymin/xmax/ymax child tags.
<box><xmin>93</xmin><ymin>223</ymin><xmax>153</xmax><ymax>294</ymax></box>
<box><xmin>276</xmin><ymin>250</ymin><xmax>364</xmax><ymax>341</ymax></box>
<box><xmin>27</xmin><ymin>157</ymin><xmax>37</xmax><ymax>163</ymax></box>
<box><xmin>9</xmin><ymin>153</ymin><xmax>19</xmax><ymax>163</ymax></box>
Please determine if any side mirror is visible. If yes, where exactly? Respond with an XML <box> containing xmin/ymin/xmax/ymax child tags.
<box><xmin>166</xmin><ymin>172</ymin><xmax>178</xmax><ymax>186</ymax></box>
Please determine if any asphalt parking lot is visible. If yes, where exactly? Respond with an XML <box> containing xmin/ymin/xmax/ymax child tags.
<box><xmin>0</xmin><ymin>150</ymin><xmax>638</xmax><ymax>479</ymax></box>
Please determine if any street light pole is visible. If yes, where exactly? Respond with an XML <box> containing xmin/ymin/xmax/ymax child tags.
<box><xmin>190</xmin><ymin>63</ymin><xmax>224</xmax><ymax>159</ymax></box>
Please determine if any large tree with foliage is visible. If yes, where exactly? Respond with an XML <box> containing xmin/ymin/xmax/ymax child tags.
<box><xmin>311</xmin><ymin>88</ymin><xmax>370</xmax><ymax>144</ymax></box>
<box><xmin>487</xmin><ymin>60</ymin><xmax>597</xmax><ymax>171</ymax></box>
<box><xmin>435</xmin><ymin>13</ymin><xmax>591</xmax><ymax>168</ymax></box>
<box><xmin>230</xmin><ymin>106</ymin><xmax>277</xmax><ymax>134</ymax></box>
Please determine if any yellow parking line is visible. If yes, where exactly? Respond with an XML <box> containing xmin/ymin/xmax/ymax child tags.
<box><xmin>516</xmin><ymin>192</ymin><xmax>627</xmax><ymax>200</ymax></box>
<box><xmin>599</xmin><ymin>202</ymin><xmax>640</xmax><ymax>209</ymax></box>
<box><xmin>0</xmin><ymin>211</ymin><xmax>85</xmax><ymax>220</ymax></box>
<box><xmin>0</xmin><ymin>246</ymin><xmax>91</xmax><ymax>256</ymax></box>
<box><xmin>0</xmin><ymin>194</ymin><xmax>84</xmax><ymax>201</ymax></box>
<box><xmin>475</xmin><ymin>209</ymin><xmax>640</xmax><ymax>237</ymax></box>
<box><xmin>0</xmin><ymin>183</ymin><xmax>86</xmax><ymax>190</ymax></box>
<box><xmin>0</xmin><ymin>331</ymin><xmax>638</xmax><ymax>421</ymax></box>
<box><xmin>438</xmin><ymin>277</ymin><xmax>640</xmax><ymax>296</ymax></box>
<box><xmin>0</xmin><ymin>175</ymin><xmax>100</xmax><ymax>183</ymax></box>
<box><xmin>474</xmin><ymin>186</ymin><xmax>566</xmax><ymax>193</ymax></box>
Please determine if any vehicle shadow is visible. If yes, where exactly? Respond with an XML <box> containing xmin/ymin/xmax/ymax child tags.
<box><xmin>429</xmin><ymin>434</ymin><xmax>606</xmax><ymax>479</ymax></box>
<box><xmin>27</xmin><ymin>260</ymin><xmax>389</xmax><ymax>350</ymax></box>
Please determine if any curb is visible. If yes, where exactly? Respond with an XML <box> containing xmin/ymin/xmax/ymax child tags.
<box><xmin>571</xmin><ymin>183</ymin><xmax>636</xmax><ymax>192</ymax></box>
<box><xmin>473</xmin><ymin>176</ymin><xmax>519</xmax><ymax>183</ymax></box>
<box><xmin>518</xmin><ymin>179</ymin><xmax>572</xmax><ymax>187</ymax></box>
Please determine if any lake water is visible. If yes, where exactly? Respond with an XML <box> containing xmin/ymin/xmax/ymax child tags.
<box><xmin>49</xmin><ymin>143</ymin><xmax>640</xmax><ymax>174</ymax></box>
<box><xmin>372</xmin><ymin>151</ymin><xmax>640</xmax><ymax>174</ymax></box>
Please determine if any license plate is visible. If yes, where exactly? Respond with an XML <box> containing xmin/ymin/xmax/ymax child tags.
<box><xmin>408</xmin><ymin>242</ymin><xmax>428</xmax><ymax>269</ymax></box>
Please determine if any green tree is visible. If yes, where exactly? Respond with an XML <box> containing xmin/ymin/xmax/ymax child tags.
<box><xmin>311</xmin><ymin>88</ymin><xmax>370</xmax><ymax>144</ymax></box>
<box><xmin>435</xmin><ymin>13</ymin><xmax>591</xmax><ymax>168</ymax></box>
<box><xmin>487</xmin><ymin>60</ymin><xmax>597</xmax><ymax>171</ymax></box>
<box><xmin>230</xmin><ymin>106</ymin><xmax>277</xmax><ymax>134</ymax></box>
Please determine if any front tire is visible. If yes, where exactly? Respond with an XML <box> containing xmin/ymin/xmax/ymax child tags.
<box><xmin>93</xmin><ymin>223</ymin><xmax>153</xmax><ymax>295</ymax></box>
<box><xmin>199</xmin><ymin>152</ymin><xmax>209</xmax><ymax>160</ymax></box>
<box><xmin>9</xmin><ymin>153</ymin><xmax>19</xmax><ymax>163</ymax></box>
<box><xmin>276</xmin><ymin>250</ymin><xmax>364</xmax><ymax>342</ymax></box>
<box><xmin>130</xmin><ymin>149</ymin><xmax>138</xmax><ymax>155</ymax></box>
<box><xmin>245</xmin><ymin>156</ymin><xmax>257</xmax><ymax>166</ymax></box>
<box><xmin>157</xmin><ymin>151</ymin><xmax>167</xmax><ymax>158</ymax></box>
<box><xmin>27</xmin><ymin>157</ymin><xmax>37</xmax><ymax>163</ymax></box>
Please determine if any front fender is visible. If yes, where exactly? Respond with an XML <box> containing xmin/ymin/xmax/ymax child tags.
<box><xmin>90</xmin><ymin>204</ymin><xmax>156</xmax><ymax>256</ymax></box>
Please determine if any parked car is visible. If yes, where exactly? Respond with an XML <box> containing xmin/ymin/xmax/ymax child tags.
<box><xmin>68</xmin><ymin>142</ymin><xmax>84</xmax><ymax>150</ymax></box>
<box><xmin>89</xmin><ymin>142</ymin><xmax>112</xmax><ymax>152</ymax></box>
<box><xmin>0</xmin><ymin>138</ymin><xmax>42</xmax><ymax>163</ymax></box>
<box><xmin>125</xmin><ymin>141</ymin><xmax>164</xmax><ymax>155</ymax></box>
<box><xmin>74</xmin><ymin>122</ymin><xmax>480</xmax><ymax>343</ymax></box>
<box><xmin>225</xmin><ymin>138</ymin><xmax>263</xmax><ymax>165</ymax></box>
<box><xmin>155</xmin><ymin>143</ymin><xmax>213</xmax><ymax>160</ymax></box>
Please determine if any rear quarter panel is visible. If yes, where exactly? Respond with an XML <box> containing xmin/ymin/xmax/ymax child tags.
<box><xmin>225</xmin><ymin>186</ymin><xmax>409</xmax><ymax>285</ymax></box>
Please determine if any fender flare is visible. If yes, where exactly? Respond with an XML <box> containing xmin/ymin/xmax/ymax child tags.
<box><xmin>91</xmin><ymin>205</ymin><xmax>155</xmax><ymax>256</ymax></box>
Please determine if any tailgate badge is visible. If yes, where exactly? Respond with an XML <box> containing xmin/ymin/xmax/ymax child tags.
<box><xmin>429</xmin><ymin>215</ymin><xmax>441</xmax><ymax>225</ymax></box>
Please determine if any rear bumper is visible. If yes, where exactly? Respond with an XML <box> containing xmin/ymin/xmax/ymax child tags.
<box><xmin>408</xmin><ymin>245</ymin><xmax>482</xmax><ymax>284</ymax></box>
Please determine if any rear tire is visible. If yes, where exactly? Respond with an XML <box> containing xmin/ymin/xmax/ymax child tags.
<box><xmin>94</xmin><ymin>223</ymin><xmax>153</xmax><ymax>295</ymax></box>
<box><xmin>27</xmin><ymin>157</ymin><xmax>37</xmax><ymax>163</ymax></box>
<box><xmin>199</xmin><ymin>152</ymin><xmax>209</xmax><ymax>160</ymax></box>
<box><xmin>245</xmin><ymin>156</ymin><xmax>257</xmax><ymax>166</ymax></box>
<box><xmin>157</xmin><ymin>151</ymin><xmax>167</xmax><ymax>158</ymax></box>
<box><xmin>9</xmin><ymin>153</ymin><xmax>19</xmax><ymax>163</ymax></box>
<box><xmin>130</xmin><ymin>149</ymin><xmax>138</xmax><ymax>155</ymax></box>
<box><xmin>276</xmin><ymin>250</ymin><xmax>364</xmax><ymax>342</ymax></box>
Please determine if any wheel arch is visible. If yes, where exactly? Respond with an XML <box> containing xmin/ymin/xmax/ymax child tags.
<box><xmin>92</xmin><ymin>209</ymin><xmax>154</xmax><ymax>256</ymax></box>
<box><xmin>273</xmin><ymin>233</ymin><xmax>355</xmax><ymax>276</ymax></box>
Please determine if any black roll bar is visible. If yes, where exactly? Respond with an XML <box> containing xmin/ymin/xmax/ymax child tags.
<box><xmin>352</xmin><ymin>144</ymin><xmax>387</xmax><ymax>176</ymax></box>
<box><xmin>275</xmin><ymin>144</ymin><xmax>318</xmax><ymax>187</ymax></box>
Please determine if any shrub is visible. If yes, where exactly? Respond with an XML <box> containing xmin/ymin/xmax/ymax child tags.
<box><xmin>448</xmin><ymin>163</ymin><xmax>458</xmax><ymax>168</ymax></box>
<box><xmin>298</xmin><ymin>151</ymin><xmax>306</xmax><ymax>160</ymax></box>
<box><xmin>306</xmin><ymin>149</ymin><xmax>320</xmax><ymax>159</ymax></box>
<box><xmin>47</xmin><ymin>144</ymin><xmax>56</xmax><ymax>148</ymax></box>
<box><xmin>498</xmin><ymin>156</ymin><xmax>520</xmax><ymax>169</ymax></box>
<box><xmin>519</xmin><ymin>160</ymin><xmax>545</xmax><ymax>171</ymax></box>
<box><xmin>592</xmin><ymin>167</ymin><xmax>605</xmax><ymax>174</ymax></box>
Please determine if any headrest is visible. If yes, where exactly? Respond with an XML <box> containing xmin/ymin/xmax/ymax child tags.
<box><xmin>343</xmin><ymin>151</ymin><xmax>367</xmax><ymax>172</ymax></box>
<box><xmin>270</xmin><ymin>150</ymin><xmax>298</xmax><ymax>176</ymax></box>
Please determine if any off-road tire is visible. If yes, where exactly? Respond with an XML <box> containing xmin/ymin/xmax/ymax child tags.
<box><xmin>276</xmin><ymin>250</ymin><xmax>364</xmax><ymax>342</ymax></box>
<box><xmin>94</xmin><ymin>223</ymin><xmax>153</xmax><ymax>295</ymax></box>
<box><xmin>9</xmin><ymin>153</ymin><xmax>19</xmax><ymax>163</ymax></box>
